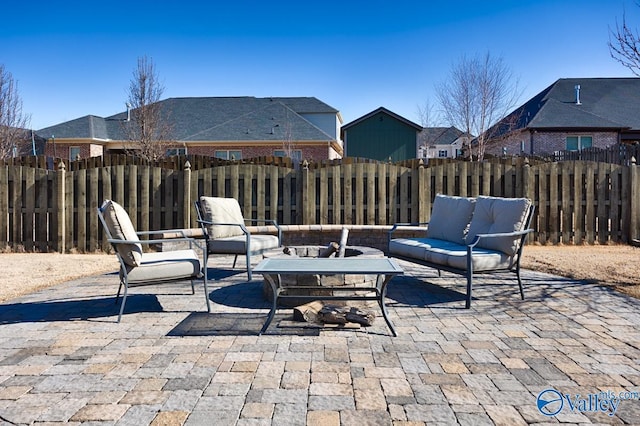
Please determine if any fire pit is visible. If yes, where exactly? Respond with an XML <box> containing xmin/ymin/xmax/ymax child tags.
<box><xmin>261</xmin><ymin>245</ymin><xmax>384</xmax><ymax>306</ymax></box>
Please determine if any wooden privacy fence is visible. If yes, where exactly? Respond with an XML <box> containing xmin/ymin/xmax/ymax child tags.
<box><xmin>1</xmin><ymin>158</ymin><xmax>639</xmax><ymax>252</ymax></box>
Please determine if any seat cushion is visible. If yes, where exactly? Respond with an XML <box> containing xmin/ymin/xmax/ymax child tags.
<box><xmin>101</xmin><ymin>200</ymin><xmax>142</xmax><ymax>267</ymax></box>
<box><xmin>125</xmin><ymin>250</ymin><xmax>201</xmax><ymax>283</ymax></box>
<box><xmin>389</xmin><ymin>237</ymin><xmax>459</xmax><ymax>261</ymax></box>
<box><xmin>207</xmin><ymin>234</ymin><xmax>280</xmax><ymax>254</ymax></box>
<box><xmin>426</xmin><ymin>194</ymin><xmax>476</xmax><ymax>245</ymax></box>
<box><xmin>435</xmin><ymin>245</ymin><xmax>514</xmax><ymax>271</ymax></box>
<box><xmin>199</xmin><ymin>196</ymin><xmax>245</xmax><ymax>239</ymax></box>
<box><xmin>466</xmin><ymin>196</ymin><xmax>532</xmax><ymax>256</ymax></box>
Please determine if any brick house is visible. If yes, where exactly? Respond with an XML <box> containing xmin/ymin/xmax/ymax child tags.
<box><xmin>485</xmin><ymin>78</ymin><xmax>640</xmax><ymax>156</ymax></box>
<box><xmin>36</xmin><ymin>97</ymin><xmax>343</xmax><ymax>161</ymax></box>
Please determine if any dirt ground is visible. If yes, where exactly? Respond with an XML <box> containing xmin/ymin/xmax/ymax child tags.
<box><xmin>0</xmin><ymin>245</ymin><xmax>638</xmax><ymax>303</ymax></box>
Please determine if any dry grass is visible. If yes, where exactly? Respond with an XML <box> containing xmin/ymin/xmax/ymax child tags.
<box><xmin>522</xmin><ymin>244</ymin><xmax>640</xmax><ymax>299</ymax></box>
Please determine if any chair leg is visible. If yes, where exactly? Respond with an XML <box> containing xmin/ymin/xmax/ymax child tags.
<box><xmin>115</xmin><ymin>279</ymin><xmax>124</xmax><ymax>304</ymax></box>
<box><xmin>516</xmin><ymin>266</ymin><xmax>525</xmax><ymax>300</ymax></box>
<box><xmin>190</xmin><ymin>279</ymin><xmax>195</xmax><ymax>295</ymax></box>
<box><xmin>117</xmin><ymin>283</ymin><xmax>128</xmax><ymax>322</ymax></box>
<box><xmin>465</xmin><ymin>272</ymin><xmax>472</xmax><ymax>309</ymax></box>
<box><xmin>203</xmin><ymin>271</ymin><xmax>211</xmax><ymax>313</ymax></box>
<box><xmin>246</xmin><ymin>251</ymin><xmax>252</xmax><ymax>281</ymax></box>
<box><xmin>232</xmin><ymin>255</ymin><xmax>238</xmax><ymax>268</ymax></box>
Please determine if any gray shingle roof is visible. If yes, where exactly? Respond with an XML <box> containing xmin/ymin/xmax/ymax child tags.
<box><xmin>418</xmin><ymin>126</ymin><xmax>467</xmax><ymax>146</ymax></box>
<box><xmin>508</xmin><ymin>78</ymin><xmax>640</xmax><ymax>131</ymax></box>
<box><xmin>36</xmin><ymin>97</ymin><xmax>338</xmax><ymax>141</ymax></box>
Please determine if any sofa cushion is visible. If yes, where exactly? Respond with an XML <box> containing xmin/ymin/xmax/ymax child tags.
<box><xmin>466</xmin><ymin>196</ymin><xmax>532</xmax><ymax>256</ymax></box>
<box><xmin>426</xmin><ymin>194</ymin><xmax>476</xmax><ymax>245</ymax></box>
<box><xmin>199</xmin><ymin>197</ymin><xmax>245</xmax><ymax>239</ymax></box>
<box><xmin>101</xmin><ymin>200</ymin><xmax>142</xmax><ymax>267</ymax></box>
<box><xmin>440</xmin><ymin>246</ymin><xmax>514</xmax><ymax>271</ymax></box>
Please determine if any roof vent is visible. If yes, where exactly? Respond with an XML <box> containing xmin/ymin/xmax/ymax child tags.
<box><xmin>574</xmin><ymin>85</ymin><xmax>581</xmax><ymax>105</ymax></box>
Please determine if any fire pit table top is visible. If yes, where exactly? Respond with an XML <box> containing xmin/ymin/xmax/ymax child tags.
<box><xmin>254</xmin><ymin>257</ymin><xmax>403</xmax><ymax>275</ymax></box>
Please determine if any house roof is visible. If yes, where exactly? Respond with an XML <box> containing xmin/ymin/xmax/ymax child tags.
<box><xmin>418</xmin><ymin>126</ymin><xmax>468</xmax><ymax>146</ymax></box>
<box><xmin>341</xmin><ymin>107</ymin><xmax>422</xmax><ymax>131</ymax></box>
<box><xmin>499</xmin><ymin>78</ymin><xmax>640</xmax><ymax>133</ymax></box>
<box><xmin>36</xmin><ymin>97</ymin><xmax>338</xmax><ymax>142</ymax></box>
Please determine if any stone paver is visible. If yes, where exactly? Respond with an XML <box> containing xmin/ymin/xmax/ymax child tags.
<box><xmin>0</xmin><ymin>256</ymin><xmax>639</xmax><ymax>424</ymax></box>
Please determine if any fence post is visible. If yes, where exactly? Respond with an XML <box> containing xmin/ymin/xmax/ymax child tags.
<box><xmin>631</xmin><ymin>157</ymin><xmax>639</xmax><ymax>242</ymax></box>
<box><xmin>184</xmin><ymin>160</ymin><xmax>192</xmax><ymax>228</ymax></box>
<box><xmin>301</xmin><ymin>160</ymin><xmax>312</xmax><ymax>224</ymax></box>
<box><xmin>56</xmin><ymin>160</ymin><xmax>66</xmax><ymax>253</ymax></box>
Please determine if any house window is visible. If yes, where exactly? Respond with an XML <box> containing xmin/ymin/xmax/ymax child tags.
<box><xmin>69</xmin><ymin>146</ymin><xmax>81</xmax><ymax>160</ymax></box>
<box><xmin>566</xmin><ymin>136</ymin><xmax>593</xmax><ymax>151</ymax></box>
<box><xmin>166</xmin><ymin>147</ymin><xmax>187</xmax><ymax>157</ymax></box>
<box><xmin>215</xmin><ymin>150</ymin><xmax>242</xmax><ymax>160</ymax></box>
<box><xmin>438</xmin><ymin>150</ymin><xmax>448</xmax><ymax>158</ymax></box>
<box><xmin>274</xmin><ymin>149</ymin><xmax>302</xmax><ymax>162</ymax></box>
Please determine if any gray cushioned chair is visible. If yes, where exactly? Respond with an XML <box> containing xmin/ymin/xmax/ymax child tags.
<box><xmin>195</xmin><ymin>196</ymin><xmax>282</xmax><ymax>280</ymax></box>
<box><xmin>98</xmin><ymin>200</ymin><xmax>211</xmax><ymax>322</ymax></box>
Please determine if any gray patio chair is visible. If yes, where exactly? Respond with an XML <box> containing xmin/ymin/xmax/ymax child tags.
<box><xmin>195</xmin><ymin>196</ymin><xmax>282</xmax><ymax>280</ymax></box>
<box><xmin>98</xmin><ymin>199</ymin><xmax>211</xmax><ymax>322</ymax></box>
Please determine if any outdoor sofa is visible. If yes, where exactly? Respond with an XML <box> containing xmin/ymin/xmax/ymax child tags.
<box><xmin>388</xmin><ymin>194</ymin><xmax>534</xmax><ymax>308</ymax></box>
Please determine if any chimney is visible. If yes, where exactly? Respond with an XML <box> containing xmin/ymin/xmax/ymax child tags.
<box><xmin>574</xmin><ymin>85</ymin><xmax>581</xmax><ymax>105</ymax></box>
<box><xmin>126</xmin><ymin>103</ymin><xmax>131</xmax><ymax>121</ymax></box>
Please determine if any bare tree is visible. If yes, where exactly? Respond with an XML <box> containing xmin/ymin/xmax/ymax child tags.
<box><xmin>416</xmin><ymin>98</ymin><xmax>441</xmax><ymax>158</ymax></box>
<box><xmin>279</xmin><ymin>108</ymin><xmax>299</xmax><ymax>161</ymax></box>
<box><xmin>436</xmin><ymin>52</ymin><xmax>520</xmax><ymax>161</ymax></box>
<box><xmin>123</xmin><ymin>56</ymin><xmax>174</xmax><ymax>160</ymax></box>
<box><xmin>609</xmin><ymin>3</ymin><xmax>640</xmax><ymax>75</ymax></box>
<box><xmin>0</xmin><ymin>65</ymin><xmax>30</xmax><ymax>160</ymax></box>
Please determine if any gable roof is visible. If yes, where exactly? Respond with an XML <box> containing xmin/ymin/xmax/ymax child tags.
<box><xmin>418</xmin><ymin>126</ymin><xmax>469</xmax><ymax>146</ymax></box>
<box><xmin>496</xmin><ymin>78</ymin><xmax>640</xmax><ymax>135</ymax></box>
<box><xmin>342</xmin><ymin>107</ymin><xmax>422</xmax><ymax>131</ymax></box>
<box><xmin>36</xmin><ymin>97</ymin><xmax>338</xmax><ymax>142</ymax></box>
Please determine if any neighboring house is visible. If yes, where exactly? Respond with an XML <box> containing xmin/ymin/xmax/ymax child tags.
<box><xmin>341</xmin><ymin>107</ymin><xmax>422</xmax><ymax>161</ymax></box>
<box><xmin>36</xmin><ymin>97</ymin><xmax>343</xmax><ymax>161</ymax></box>
<box><xmin>485</xmin><ymin>78</ymin><xmax>640</xmax><ymax>156</ymax></box>
<box><xmin>418</xmin><ymin>126</ymin><xmax>472</xmax><ymax>160</ymax></box>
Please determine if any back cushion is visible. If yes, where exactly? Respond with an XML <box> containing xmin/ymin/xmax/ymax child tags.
<box><xmin>426</xmin><ymin>194</ymin><xmax>476</xmax><ymax>245</ymax></box>
<box><xmin>101</xmin><ymin>200</ymin><xmax>142</xmax><ymax>267</ymax></box>
<box><xmin>466</xmin><ymin>196</ymin><xmax>532</xmax><ymax>255</ymax></box>
<box><xmin>199</xmin><ymin>197</ymin><xmax>245</xmax><ymax>239</ymax></box>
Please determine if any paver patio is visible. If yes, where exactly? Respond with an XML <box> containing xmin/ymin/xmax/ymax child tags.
<box><xmin>0</xmin><ymin>256</ymin><xmax>639</xmax><ymax>425</ymax></box>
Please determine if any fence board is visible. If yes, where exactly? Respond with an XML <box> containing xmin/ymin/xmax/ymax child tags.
<box><xmin>585</xmin><ymin>162</ymin><xmax>595</xmax><ymax>244</ymax></box>
<box><xmin>76</xmin><ymin>169</ymin><xmax>87</xmax><ymax>252</ymax></box>
<box><xmin>561</xmin><ymin>163</ymin><xmax>571</xmax><ymax>243</ymax></box>
<box><xmin>24</xmin><ymin>167</ymin><xmax>35</xmax><ymax>250</ymax></box>
<box><xmin>0</xmin><ymin>166</ymin><xmax>8</xmax><ymax>249</ymax></box>
<box><xmin>548</xmin><ymin>163</ymin><xmax>559</xmax><ymax>244</ymax></box>
<box><xmin>596</xmin><ymin>165</ymin><xmax>608</xmax><ymax>244</ymax></box>
<box><xmin>88</xmin><ymin>168</ymin><xmax>99</xmax><ymax>252</ymax></box>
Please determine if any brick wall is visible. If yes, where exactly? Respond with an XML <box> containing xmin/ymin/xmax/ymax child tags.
<box><xmin>486</xmin><ymin>130</ymin><xmax>620</xmax><ymax>156</ymax></box>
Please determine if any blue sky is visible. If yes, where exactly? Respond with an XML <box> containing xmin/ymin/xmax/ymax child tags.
<box><xmin>2</xmin><ymin>0</ymin><xmax>635</xmax><ymax>130</ymax></box>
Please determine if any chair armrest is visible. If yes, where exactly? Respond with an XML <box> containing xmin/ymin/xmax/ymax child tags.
<box><xmin>467</xmin><ymin>229</ymin><xmax>533</xmax><ymax>248</ymax></box>
<box><xmin>195</xmin><ymin>219</ymin><xmax>250</xmax><ymax>236</ymax></box>
<box><xmin>108</xmin><ymin>236</ymin><xmax>206</xmax><ymax>256</ymax></box>
<box><xmin>244</xmin><ymin>219</ymin><xmax>282</xmax><ymax>245</ymax></box>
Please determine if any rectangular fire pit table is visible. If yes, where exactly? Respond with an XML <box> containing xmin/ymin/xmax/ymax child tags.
<box><xmin>254</xmin><ymin>257</ymin><xmax>404</xmax><ymax>336</ymax></box>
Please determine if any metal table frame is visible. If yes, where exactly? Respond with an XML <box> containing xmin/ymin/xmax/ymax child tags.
<box><xmin>253</xmin><ymin>257</ymin><xmax>404</xmax><ymax>336</ymax></box>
